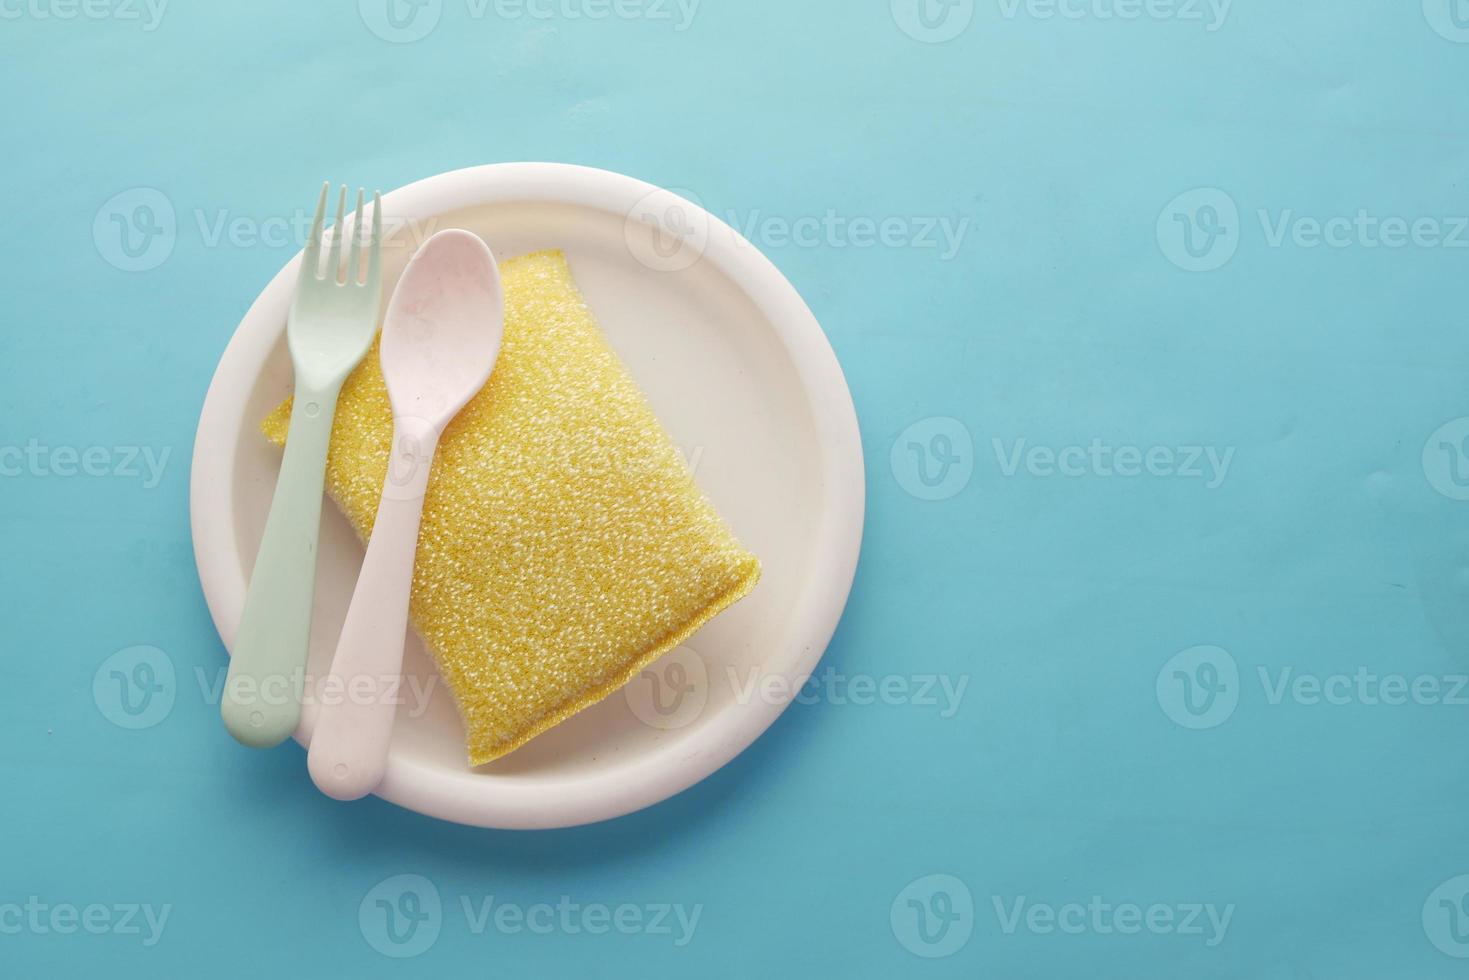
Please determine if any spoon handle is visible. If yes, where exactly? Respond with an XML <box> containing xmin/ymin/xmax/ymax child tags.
<box><xmin>308</xmin><ymin>417</ymin><xmax>439</xmax><ymax>801</ymax></box>
<box><xmin>221</xmin><ymin>381</ymin><xmax>340</xmax><ymax>748</ymax></box>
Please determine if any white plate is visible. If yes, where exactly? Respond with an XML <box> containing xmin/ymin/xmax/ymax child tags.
<box><xmin>190</xmin><ymin>163</ymin><xmax>864</xmax><ymax>829</ymax></box>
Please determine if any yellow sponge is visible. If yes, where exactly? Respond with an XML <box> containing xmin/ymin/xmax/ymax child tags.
<box><xmin>263</xmin><ymin>249</ymin><xmax>760</xmax><ymax>765</ymax></box>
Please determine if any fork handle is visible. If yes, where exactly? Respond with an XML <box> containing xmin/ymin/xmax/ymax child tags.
<box><xmin>221</xmin><ymin>381</ymin><xmax>341</xmax><ymax>748</ymax></box>
<box><xmin>308</xmin><ymin>417</ymin><xmax>439</xmax><ymax>801</ymax></box>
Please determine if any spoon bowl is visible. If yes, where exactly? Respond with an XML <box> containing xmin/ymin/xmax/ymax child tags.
<box><xmin>382</xmin><ymin>229</ymin><xmax>504</xmax><ymax>427</ymax></box>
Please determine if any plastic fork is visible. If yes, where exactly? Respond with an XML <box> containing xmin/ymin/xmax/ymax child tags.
<box><xmin>221</xmin><ymin>183</ymin><xmax>383</xmax><ymax>748</ymax></box>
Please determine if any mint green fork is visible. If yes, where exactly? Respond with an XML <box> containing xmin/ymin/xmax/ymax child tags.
<box><xmin>222</xmin><ymin>183</ymin><xmax>383</xmax><ymax>748</ymax></box>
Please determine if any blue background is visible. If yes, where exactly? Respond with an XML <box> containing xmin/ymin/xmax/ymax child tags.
<box><xmin>4</xmin><ymin>0</ymin><xmax>1469</xmax><ymax>976</ymax></box>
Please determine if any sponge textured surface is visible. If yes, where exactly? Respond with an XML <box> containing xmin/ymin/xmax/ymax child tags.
<box><xmin>263</xmin><ymin>249</ymin><xmax>760</xmax><ymax>766</ymax></box>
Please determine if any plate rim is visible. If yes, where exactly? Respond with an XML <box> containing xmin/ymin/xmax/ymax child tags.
<box><xmin>189</xmin><ymin>162</ymin><xmax>865</xmax><ymax>829</ymax></box>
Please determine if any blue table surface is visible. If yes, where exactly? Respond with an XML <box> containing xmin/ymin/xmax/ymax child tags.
<box><xmin>5</xmin><ymin>1</ymin><xmax>1469</xmax><ymax>976</ymax></box>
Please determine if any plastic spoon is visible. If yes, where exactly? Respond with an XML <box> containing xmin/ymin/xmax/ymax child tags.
<box><xmin>307</xmin><ymin>229</ymin><xmax>503</xmax><ymax>801</ymax></box>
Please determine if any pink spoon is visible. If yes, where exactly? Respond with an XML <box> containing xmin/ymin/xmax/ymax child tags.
<box><xmin>307</xmin><ymin>229</ymin><xmax>503</xmax><ymax>801</ymax></box>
